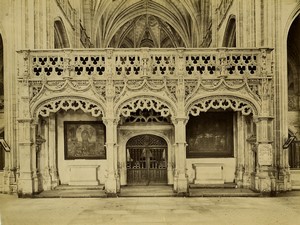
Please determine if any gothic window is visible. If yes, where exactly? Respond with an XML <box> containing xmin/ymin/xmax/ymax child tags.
<box><xmin>54</xmin><ymin>19</ymin><xmax>70</xmax><ymax>48</ymax></box>
<box><xmin>222</xmin><ymin>16</ymin><xmax>236</xmax><ymax>47</ymax></box>
<box><xmin>186</xmin><ymin>111</ymin><xmax>234</xmax><ymax>158</ymax></box>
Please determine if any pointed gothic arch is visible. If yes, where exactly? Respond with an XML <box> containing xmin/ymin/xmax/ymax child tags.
<box><xmin>54</xmin><ymin>18</ymin><xmax>70</xmax><ymax>48</ymax></box>
<box><xmin>287</xmin><ymin>9</ymin><xmax>300</xmax><ymax>169</ymax></box>
<box><xmin>287</xmin><ymin>13</ymin><xmax>300</xmax><ymax>111</ymax></box>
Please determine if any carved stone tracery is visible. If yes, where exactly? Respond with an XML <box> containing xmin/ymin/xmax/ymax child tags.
<box><xmin>189</xmin><ymin>97</ymin><xmax>257</xmax><ymax>116</ymax></box>
<box><xmin>34</xmin><ymin>98</ymin><xmax>104</xmax><ymax>118</ymax></box>
<box><xmin>119</xmin><ymin>98</ymin><xmax>173</xmax><ymax>118</ymax></box>
<box><xmin>124</xmin><ymin>109</ymin><xmax>171</xmax><ymax>123</ymax></box>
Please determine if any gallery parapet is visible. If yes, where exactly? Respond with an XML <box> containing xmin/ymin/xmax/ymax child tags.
<box><xmin>18</xmin><ymin>48</ymin><xmax>274</xmax><ymax>80</ymax></box>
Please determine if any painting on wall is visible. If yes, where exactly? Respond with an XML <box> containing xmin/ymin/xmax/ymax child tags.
<box><xmin>186</xmin><ymin>111</ymin><xmax>234</xmax><ymax>158</ymax></box>
<box><xmin>64</xmin><ymin>121</ymin><xmax>106</xmax><ymax>159</ymax></box>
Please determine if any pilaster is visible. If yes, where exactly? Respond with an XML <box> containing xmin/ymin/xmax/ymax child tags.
<box><xmin>235</xmin><ymin>113</ymin><xmax>246</xmax><ymax>187</ymax></box>
<box><xmin>48</xmin><ymin>114</ymin><xmax>59</xmax><ymax>188</ymax></box>
<box><xmin>172</xmin><ymin>117</ymin><xmax>188</xmax><ymax>195</ymax></box>
<box><xmin>39</xmin><ymin>119</ymin><xmax>52</xmax><ymax>191</ymax></box>
<box><xmin>253</xmin><ymin>99</ymin><xmax>275</xmax><ymax>194</ymax></box>
<box><xmin>17</xmin><ymin>61</ymin><xmax>35</xmax><ymax>196</ymax></box>
<box><xmin>17</xmin><ymin>118</ymin><xmax>34</xmax><ymax>197</ymax></box>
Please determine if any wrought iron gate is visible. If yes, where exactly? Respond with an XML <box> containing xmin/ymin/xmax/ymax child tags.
<box><xmin>126</xmin><ymin>135</ymin><xmax>167</xmax><ymax>185</ymax></box>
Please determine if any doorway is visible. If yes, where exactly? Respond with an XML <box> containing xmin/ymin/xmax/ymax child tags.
<box><xmin>126</xmin><ymin>134</ymin><xmax>167</xmax><ymax>185</ymax></box>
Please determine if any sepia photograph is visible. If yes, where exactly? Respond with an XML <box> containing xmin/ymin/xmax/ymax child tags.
<box><xmin>0</xmin><ymin>0</ymin><xmax>300</xmax><ymax>225</ymax></box>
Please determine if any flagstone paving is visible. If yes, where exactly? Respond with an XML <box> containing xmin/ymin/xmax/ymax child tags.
<box><xmin>1</xmin><ymin>192</ymin><xmax>300</xmax><ymax>225</ymax></box>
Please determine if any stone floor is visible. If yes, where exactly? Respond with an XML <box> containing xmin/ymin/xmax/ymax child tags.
<box><xmin>1</xmin><ymin>192</ymin><xmax>300</xmax><ymax>225</ymax></box>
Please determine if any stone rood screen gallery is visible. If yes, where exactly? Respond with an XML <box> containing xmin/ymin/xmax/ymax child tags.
<box><xmin>0</xmin><ymin>0</ymin><xmax>299</xmax><ymax>197</ymax></box>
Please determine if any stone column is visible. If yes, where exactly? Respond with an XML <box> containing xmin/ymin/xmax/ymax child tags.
<box><xmin>103</xmin><ymin>50</ymin><xmax>119</xmax><ymax>196</ymax></box>
<box><xmin>17</xmin><ymin>65</ymin><xmax>35</xmax><ymax>196</ymax></box>
<box><xmin>236</xmin><ymin>113</ymin><xmax>246</xmax><ymax>187</ymax></box>
<box><xmin>254</xmin><ymin>78</ymin><xmax>275</xmax><ymax>194</ymax></box>
<box><xmin>173</xmin><ymin>50</ymin><xmax>188</xmax><ymax>195</ymax></box>
<box><xmin>48</xmin><ymin>114</ymin><xmax>59</xmax><ymax>188</ymax></box>
<box><xmin>17</xmin><ymin>118</ymin><xmax>34</xmax><ymax>197</ymax></box>
<box><xmin>103</xmin><ymin>118</ymin><xmax>119</xmax><ymax>196</ymax></box>
<box><xmin>173</xmin><ymin>117</ymin><xmax>188</xmax><ymax>195</ymax></box>
<box><xmin>31</xmin><ymin>121</ymin><xmax>39</xmax><ymax>193</ymax></box>
<box><xmin>39</xmin><ymin>119</ymin><xmax>51</xmax><ymax>191</ymax></box>
<box><xmin>254</xmin><ymin>115</ymin><xmax>275</xmax><ymax>194</ymax></box>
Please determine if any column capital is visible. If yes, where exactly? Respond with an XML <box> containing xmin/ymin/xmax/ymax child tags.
<box><xmin>172</xmin><ymin>116</ymin><xmax>189</xmax><ymax>125</ymax></box>
<box><xmin>102</xmin><ymin>117</ymin><xmax>120</xmax><ymax>126</ymax></box>
<box><xmin>253</xmin><ymin>115</ymin><xmax>274</xmax><ymax>123</ymax></box>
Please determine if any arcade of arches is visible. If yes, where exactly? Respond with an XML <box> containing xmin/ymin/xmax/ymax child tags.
<box><xmin>0</xmin><ymin>0</ymin><xmax>300</xmax><ymax>197</ymax></box>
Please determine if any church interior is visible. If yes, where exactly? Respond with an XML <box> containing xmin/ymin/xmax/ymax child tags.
<box><xmin>0</xmin><ymin>0</ymin><xmax>300</xmax><ymax>197</ymax></box>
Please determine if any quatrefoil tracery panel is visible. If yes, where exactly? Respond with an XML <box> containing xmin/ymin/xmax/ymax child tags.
<box><xmin>119</xmin><ymin>99</ymin><xmax>172</xmax><ymax>118</ymax></box>
<box><xmin>35</xmin><ymin>98</ymin><xmax>104</xmax><ymax>117</ymax></box>
<box><xmin>189</xmin><ymin>97</ymin><xmax>256</xmax><ymax>116</ymax></box>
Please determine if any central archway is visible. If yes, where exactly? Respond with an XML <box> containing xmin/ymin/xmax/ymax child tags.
<box><xmin>126</xmin><ymin>134</ymin><xmax>168</xmax><ymax>185</ymax></box>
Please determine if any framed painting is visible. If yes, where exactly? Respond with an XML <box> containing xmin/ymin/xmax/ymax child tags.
<box><xmin>186</xmin><ymin>111</ymin><xmax>234</xmax><ymax>158</ymax></box>
<box><xmin>64</xmin><ymin>121</ymin><xmax>106</xmax><ymax>160</ymax></box>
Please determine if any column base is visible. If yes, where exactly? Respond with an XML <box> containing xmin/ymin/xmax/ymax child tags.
<box><xmin>105</xmin><ymin>175</ymin><xmax>119</xmax><ymax>196</ymax></box>
<box><xmin>17</xmin><ymin>178</ymin><xmax>34</xmax><ymax>197</ymax></box>
<box><xmin>176</xmin><ymin>176</ymin><xmax>188</xmax><ymax>195</ymax></box>
<box><xmin>50</xmin><ymin>168</ymin><xmax>59</xmax><ymax>189</ymax></box>
<box><xmin>41</xmin><ymin>168</ymin><xmax>52</xmax><ymax>191</ymax></box>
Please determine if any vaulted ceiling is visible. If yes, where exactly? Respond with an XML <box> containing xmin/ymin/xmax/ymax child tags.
<box><xmin>87</xmin><ymin>0</ymin><xmax>210</xmax><ymax>48</ymax></box>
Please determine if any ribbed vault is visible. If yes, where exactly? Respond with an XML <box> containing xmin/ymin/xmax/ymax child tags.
<box><xmin>90</xmin><ymin>0</ymin><xmax>209</xmax><ymax>48</ymax></box>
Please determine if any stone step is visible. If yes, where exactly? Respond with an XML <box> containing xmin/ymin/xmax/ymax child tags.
<box><xmin>35</xmin><ymin>189</ymin><xmax>107</xmax><ymax>198</ymax></box>
<box><xmin>189</xmin><ymin>183</ymin><xmax>237</xmax><ymax>189</ymax></box>
<box><xmin>119</xmin><ymin>185</ymin><xmax>176</xmax><ymax>197</ymax></box>
<box><xmin>35</xmin><ymin>184</ymin><xmax>262</xmax><ymax>198</ymax></box>
<box><xmin>189</xmin><ymin>188</ymin><xmax>262</xmax><ymax>197</ymax></box>
<box><xmin>54</xmin><ymin>185</ymin><xmax>105</xmax><ymax>190</ymax></box>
